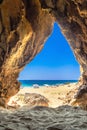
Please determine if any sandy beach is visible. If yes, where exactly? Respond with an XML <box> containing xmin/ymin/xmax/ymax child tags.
<box><xmin>8</xmin><ymin>83</ymin><xmax>78</xmax><ymax>108</ymax></box>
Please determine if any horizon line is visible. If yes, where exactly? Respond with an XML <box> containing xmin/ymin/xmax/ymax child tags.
<box><xmin>18</xmin><ymin>79</ymin><xmax>78</xmax><ymax>80</ymax></box>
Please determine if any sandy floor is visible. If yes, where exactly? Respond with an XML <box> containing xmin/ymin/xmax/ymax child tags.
<box><xmin>9</xmin><ymin>83</ymin><xmax>77</xmax><ymax>108</ymax></box>
<box><xmin>0</xmin><ymin>105</ymin><xmax>87</xmax><ymax>130</ymax></box>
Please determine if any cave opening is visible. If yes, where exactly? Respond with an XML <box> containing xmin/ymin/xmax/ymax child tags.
<box><xmin>15</xmin><ymin>22</ymin><xmax>81</xmax><ymax>108</ymax></box>
<box><xmin>18</xmin><ymin>22</ymin><xmax>80</xmax><ymax>82</ymax></box>
<box><xmin>0</xmin><ymin>1</ymin><xmax>87</xmax><ymax>129</ymax></box>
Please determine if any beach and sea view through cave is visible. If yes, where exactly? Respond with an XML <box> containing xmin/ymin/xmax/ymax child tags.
<box><xmin>18</xmin><ymin>23</ymin><xmax>80</xmax><ymax>88</ymax></box>
<box><xmin>0</xmin><ymin>1</ymin><xmax>87</xmax><ymax>130</ymax></box>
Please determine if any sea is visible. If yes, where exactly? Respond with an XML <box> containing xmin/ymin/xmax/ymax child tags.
<box><xmin>19</xmin><ymin>80</ymin><xmax>77</xmax><ymax>88</ymax></box>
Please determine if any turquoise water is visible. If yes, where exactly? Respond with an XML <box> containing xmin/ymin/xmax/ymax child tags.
<box><xmin>19</xmin><ymin>80</ymin><xmax>77</xmax><ymax>87</ymax></box>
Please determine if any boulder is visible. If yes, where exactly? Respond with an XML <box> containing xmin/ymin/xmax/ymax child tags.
<box><xmin>8</xmin><ymin>93</ymin><xmax>49</xmax><ymax>108</ymax></box>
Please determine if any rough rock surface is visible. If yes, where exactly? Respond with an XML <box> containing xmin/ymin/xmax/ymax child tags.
<box><xmin>8</xmin><ymin>93</ymin><xmax>49</xmax><ymax>108</ymax></box>
<box><xmin>0</xmin><ymin>106</ymin><xmax>87</xmax><ymax>130</ymax></box>
<box><xmin>0</xmin><ymin>0</ymin><xmax>87</xmax><ymax>107</ymax></box>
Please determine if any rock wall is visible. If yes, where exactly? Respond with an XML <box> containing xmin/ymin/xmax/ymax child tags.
<box><xmin>0</xmin><ymin>0</ymin><xmax>87</xmax><ymax>107</ymax></box>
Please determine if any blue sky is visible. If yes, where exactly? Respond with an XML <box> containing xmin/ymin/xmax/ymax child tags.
<box><xmin>18</xmin><ymin>23</ymin><xmax>80</xmax><ymax>80</ymax></box>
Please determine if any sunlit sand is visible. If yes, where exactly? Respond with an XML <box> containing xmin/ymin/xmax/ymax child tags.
<box><xmin>8</xmin><ymin>83</ymin><xmax>77</xmax><ymax>108</ymax></box>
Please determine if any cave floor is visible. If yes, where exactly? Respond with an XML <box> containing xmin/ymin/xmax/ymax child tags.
<box><xmin>0</xmin><ymin>105</ymin><xmax>87</xmax><ymax>130</ymax></box>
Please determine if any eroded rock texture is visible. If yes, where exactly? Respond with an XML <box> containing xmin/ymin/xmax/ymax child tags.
<box><xmin>0</xmin><ymin>106</ymin><xmax>87</xmax><ymax>130</ymax></box>
<box><xmin>0</xmin><ymin>0</ymin><xmax>87</xmax><ymax>107</ymax></box>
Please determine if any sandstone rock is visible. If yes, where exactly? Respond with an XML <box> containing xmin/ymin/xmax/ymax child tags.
<box><xmin>0</xmin><ymin>0</ymin><xmax>87</xmax><ymax>107</ymax></box>
<box><xmin>8</xmin><ymin>93</ymin><xmax>49</xmax><ymax>108</ymax></box>
<box><xmin>24</xmin><ymin>93</ymin><xmax>49</xmax><ymax>107</ymax></box>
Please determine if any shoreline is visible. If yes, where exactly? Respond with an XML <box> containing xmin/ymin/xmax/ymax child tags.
<box><xmin>19</xmin><ymin>80</ymin><xmax>78</xmax><ymax>87</ymax></box>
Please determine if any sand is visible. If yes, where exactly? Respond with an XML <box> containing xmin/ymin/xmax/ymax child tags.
<box><xmin>8</xmin><ymin>83</ymin><xmax>77</xmax><ymax>108</ymax></box>
<box><xmin>0</xmin><ymin>105</ymin><xmax>87</xmax><ymax>130</ymax></box>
